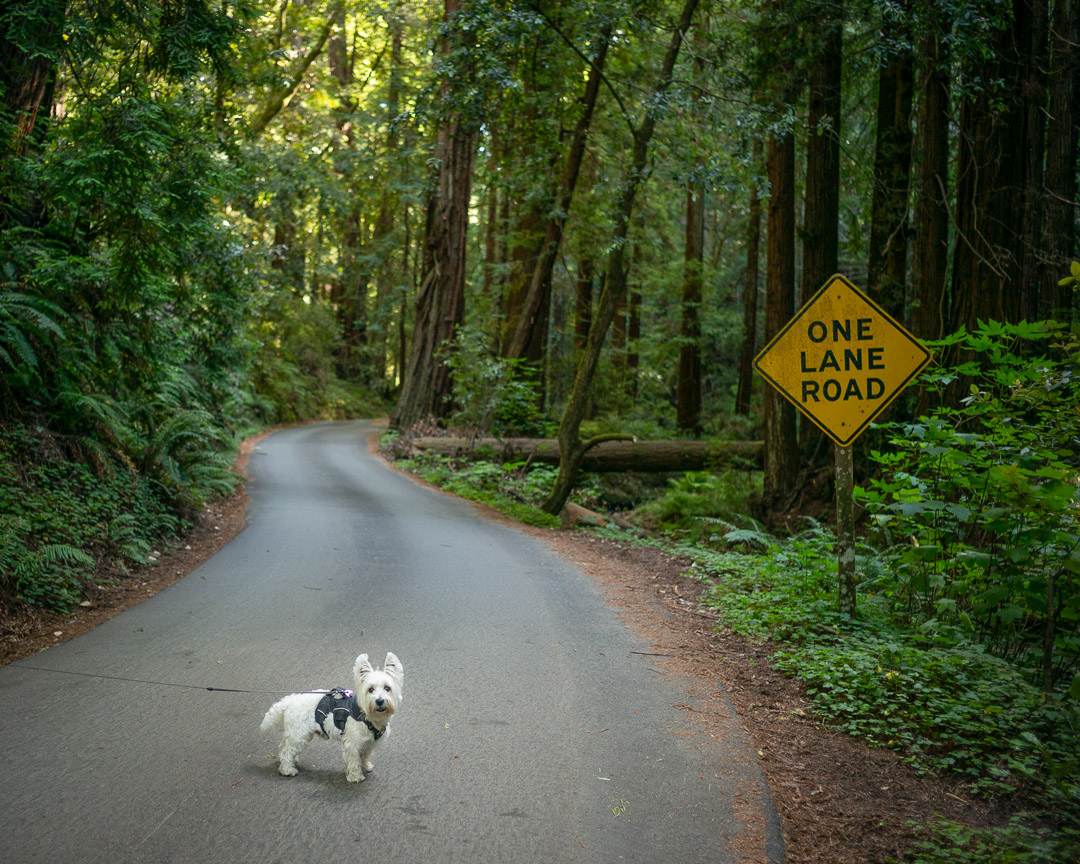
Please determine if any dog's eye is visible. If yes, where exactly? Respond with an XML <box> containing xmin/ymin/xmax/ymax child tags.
<box><xmin>368</xmin><ymin>686</ymin><xmax>376</xmax><ymax>693</ymax></box>
<box><xmin>384</xmin><ymin>685</ymin><xmax>391</xmax><ymax>692</ymax></box>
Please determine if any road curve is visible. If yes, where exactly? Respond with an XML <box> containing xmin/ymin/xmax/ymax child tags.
<box><xmin>0</xmin><ymin>420</ymin><xmax>781</xmax><ymax>864</ymax></box>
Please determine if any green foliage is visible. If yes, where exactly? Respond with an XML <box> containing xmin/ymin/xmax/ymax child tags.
<box><xmin>908</xmin><ymin>814</ymin><xmax>1079</xmax><ymax>864</ymax></box>
<box><xmin>0</xmin><ymin>274</ymin><xmax>66</xmax><ymax>372</ymax></box>
<box><xmin>393</xmin><ymin>451</ymin><xmax>560</xmax><ymax>529</ymax></box>
<box><xmin>0</xmin><ymin>426</ymin><xmax>182</xmax><ymax>611</ymax></box>
<box><xmin>857</xmin><ymin>320</ymin><xmax>1080</xmax><ymax>690</ymax></box>
<box><xmin>443</xmin><ymin>325</ymin><xmax>555</xmax><ymax>436</ymax></box>
<box><xmin>629</xmin><ymin>469</ymin><xmax>763</xmax><ymax>541</ymax></box>
<box><xmin>0</xmin><ymin>1</ymin><xmax>394</xmax><ymax>615</ymax></box>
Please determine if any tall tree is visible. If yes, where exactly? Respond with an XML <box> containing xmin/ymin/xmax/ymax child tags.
<box><xmin>909</xmin><ymin>2</ymin><xmax>950</xmax><ymax>341</ymax></box>
<box><xmin>799</xmin><ymin>0</ymin><xmax>842</xmax><ymax>455</ymax></box>
<box><xmin>735</xmin><ymin>141</ymin><xmax>763</xmax><ymax>416</ymax></box>
<box><xmin>328</xmin><ymin>2</ymin><xmax>366</xmax><ymax>379</ymax></box>
<box><xmin>1018</xmin><ymin>0</ymin><xmax>1049</xmax><ymax>321</ymax></box>
<box><xmin>756</xmin><ymin>0</ymin><xmax>801</xmax><ymax>514</ymax></box>
<box><xmin>502</xmin><ymin>27</ymin><xmax>611</xmax><ymax>365</ymax></box>
<box><xmin>0</xmin><ymin>0</ymin><xmax>64</xmax><ymax>162</ymax></box>
<box><xmin>800</xmin><ymin>0</ymin><xmax>842</xmax><ymax>302</ymax></box>
<box><xmin>867</xmin><ymin>1</ymin><xmax>913</xmax><ymax>322</ymax></box>
<box><xmin>950</xmin><ymin>2</ymin><xmax>1027</xmax><ymax>332</ymax></box>
<box><xmin>391</xmin><ymin>0</ymin><xmax>478</xmax><ymax>429</ymax></box>
<box><xmin>1041</xmin><ymin>0</ymin><xmax>1077</xmax><ymax>317</ymax></box>
<box><xmin>370</xmin><ymin>4</ymin><xmax>409</xmax><ymax>388</ymax></box>
<box><xmin>677</xmin><ymin>21</ymin><xmax>707</xmax><ymax>435</ymax></box>
<box><xmin>543</xmin><ymin>0</ymin><xmax>700</xmax><ymax>515</ymax></box>
<box><xmin>761</xmin><ymin>129</ymin><xmax>798</xmax><ymax>512</ymax></box>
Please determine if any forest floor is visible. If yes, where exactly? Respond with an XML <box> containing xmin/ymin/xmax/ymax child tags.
<box><xmin>0</xmin><ymin>425</ymin><xmax>1002</xmax><ymax>864</ymax></box>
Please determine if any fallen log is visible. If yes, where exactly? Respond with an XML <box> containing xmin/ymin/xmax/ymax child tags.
<box><xmin>409</xmin><ymin>437</ymin><xmax>762</xmax><ymax>472</ymax></box>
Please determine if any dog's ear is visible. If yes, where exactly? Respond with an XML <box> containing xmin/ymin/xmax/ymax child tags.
<box><xmin>354</xmin><ymin>653</ymin><xmax>373</xmax><ymax>681</ymax></box>
<box><xmin>383</xmin><ymin>652</ymin><xmax>403</xmax><ymax>686</ymax></box>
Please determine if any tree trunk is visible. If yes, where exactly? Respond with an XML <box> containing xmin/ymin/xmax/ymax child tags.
<box><xmin>0</xmin><ymin>2</ymin><xmax>62</xmax><ymax>160</ymax></box>
<box><xmin>910</xmin><ymin>21</ymin><xmax>950</xmax><ymax>341</ymax></box>
<box><xmin>867</xmin><ymin>5</ymin><xmax>913</xmax><ymax>322</ymax></box>
<box><xmin>627</xmin><ymin>288</ymin><xmax>641</xmax><ymax>400</ymax></box>
<box><xmin>336</xmin><ymin>210</ymin><xmax>366</xmax><ymax>378</ymax></box>
<box><xmin>799</xmin><ymin>0</ymin><xmax>842</xmax><ymax>454</ymax></box>
<box><xmin>950</xmin><ymin>8</ymin><xmax>1026</xmax><ymax>333</ymax></box>
<box><xmin>735</xmin><ymin>142</ymin><xmax>763</xmax><ymax>416</ymax></box>
<box><xmin>542</xmin><ymin>0</ymin><xmax>699</xmax><ymax>515</ymax></box>
<box><xmin>574</xmin><ymin>259</ymin><xmax>594</xmax><ymax>351</ymax></box>
<box><xmin>677</xmin><ymin>171</ymin><xmax>704</xmax><ymax>434</ymax></box>
<box><xmin>412</xmin><ymin>437</ymin><xmax>762</xmax><ymax>471</ymax></box>
<box><xmin>503</xmin><ymin>32</ymin><xmax>611</xmax><ymax>363</ymax></box>
<box><xmin>677</xmin><ymin>23</ymin><xmax>706</xmax><ymax>435</ymax></box>
<box><xmin>370</xmin><ymin>6</ymin><xmax>406</xmax><ymax>386</ymax></box>
<box><xmin>1018</xmin><ymin>0</ymin><xmax>1048</xmax><ymax>322</ymax></box>
<box><xmin>801</xmin><ymin>1</ymin><xmax>842</xmax><ymax>301</ymax></box>
<box><xmin>390</xmin><ymin>0</ymin><xmax>477</xmax><ymax>430</ymax></box>
<box><xmin>1041</xmin><ymin>0</ymin><xmax>1077</xmax><ymax>318</ymax></box>
<box><xmin>761</xmin><ymin>130</ymin><xmax>798</xmax><ymax>514</ymax></box>
<box><xmin>272</xmin><ymin>218</ymin><xmax>306</xmax><ymax>292</ymax></box>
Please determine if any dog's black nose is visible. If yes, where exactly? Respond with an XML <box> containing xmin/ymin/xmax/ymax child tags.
<box><xmin>375</xmin><ymin>697</ymin><xmax>385</xmax><ymax>708</ymax></box>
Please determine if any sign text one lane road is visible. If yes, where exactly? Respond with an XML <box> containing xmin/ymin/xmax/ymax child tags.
<box><xmin>753</xmin><ymin>273</ymin><xmax>932</xmax><ymax>447</ymax></box>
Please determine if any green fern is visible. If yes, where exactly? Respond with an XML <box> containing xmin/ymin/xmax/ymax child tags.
<box><xmin>0</xmin><ymin>515</ymin><xmax>95</xmax><ymax>610</ymax></box>
<box><xmin>0</xmin><ymin>285</ymin><xmax>67</xmax><ymax>370</ymax></box>
<box><xmin>721</xmin><ymin>528</ymin><xmax>773</xmax><ymax>551</ymax></box>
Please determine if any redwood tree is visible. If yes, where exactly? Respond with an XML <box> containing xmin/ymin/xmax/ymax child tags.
<box><xmin>909</xmin><ymin>4</ymin><xmax>950</xmax><ymax>341</ymax></box>
<box><xmin>761</xmin><ymin>129</ymin><xmax>798</xmax><ymax>512</ymax></box>
<box><xmin>391</xmin><ymin>0</ymin><xmax>477</xmax><ymax>430</ymax></box>
<box><xmin>1041</xmin><ymin>0</ymin><xmax>1077</xmax><ymax>318</ymax></box>
<box><xmin>734</xmin><ymin>142</ymin><xmax>763</xmax><ymax>416</ymax></box>
<box><xmin>867</xmin><ymin>2</ymin><xmax>913</xmax><ymax>322</ymax></box>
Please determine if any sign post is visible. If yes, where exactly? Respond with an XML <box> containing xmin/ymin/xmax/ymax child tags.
<box><xmin>753</xmin><ymin>274</ymin><xmax>932</xmax><ymax>615</ymax></box>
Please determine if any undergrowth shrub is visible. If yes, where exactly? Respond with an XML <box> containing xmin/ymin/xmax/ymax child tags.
<box><xmin>443</xmin><ymin>325</ymin><xmax>554</xmax><ymax>437</ymax></box>
<box><xmin>0</xmin><ymin>425</ymin><xmax>184</xmax><ymax>611</ymax></box>
<box><xmin>391</xmin><ymin>450</ymin><xmax>559</xmax><ymax>528</ymax></box>
<box><xmin>637</xmin><ymin>521</ymin><xmax>1080</xmax><ymax>864</ymax></box>
<box><xmin>629</xmin><ymin>469</ymin><xmax>763</xmax><ymax>542</ymax></box>
<box><xmin>858</xmin><ymin>320</ymin><xmax>1080</xmax><ymax>693</ymax></box>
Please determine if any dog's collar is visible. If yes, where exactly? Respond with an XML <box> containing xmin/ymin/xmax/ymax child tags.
<box><xmin>360</xmin><ymin>714</ymin><xmax>385</xmax><ymax>740</ymax></box>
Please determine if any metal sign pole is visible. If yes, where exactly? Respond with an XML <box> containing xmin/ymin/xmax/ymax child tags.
<box><xmin>835</xmin><ymin>443</ymin><xmax>856</xmax><ymax>616</ymax></box>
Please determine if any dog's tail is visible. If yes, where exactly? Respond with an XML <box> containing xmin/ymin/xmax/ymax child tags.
<box><xmin>259</xmin><ymin>699</ymin><xmax>286</xmax><ymax>733</ymax></box>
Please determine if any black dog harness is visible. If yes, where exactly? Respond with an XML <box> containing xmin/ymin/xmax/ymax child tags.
<box><xmin>314</xmin><ymin>688</ymin><xmax>384</xmax><ymax>739</ymax></box>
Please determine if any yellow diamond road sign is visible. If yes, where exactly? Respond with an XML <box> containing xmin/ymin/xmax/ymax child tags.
<box><xmin>753</xmin><ymin>273</ymin><xmax>932</xmax><ymax>447</ymax></box>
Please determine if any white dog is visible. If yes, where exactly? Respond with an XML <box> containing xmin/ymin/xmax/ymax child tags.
<box><xmin>259</xmin><ymin>652</ymin><xmax>403</xmax><ymax>782</ymax></box>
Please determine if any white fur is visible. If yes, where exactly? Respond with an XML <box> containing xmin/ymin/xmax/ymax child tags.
<box><xmin>259</xmin><ymin>652</ymin><xmax>403</xmax><ymax>782</ymax></box>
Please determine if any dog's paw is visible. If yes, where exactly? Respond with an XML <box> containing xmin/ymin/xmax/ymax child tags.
<box><xmin>278</xmin><ymin>765</ymin><xmax>299</xmax><ymax>777</ymax></box>
<box><xmin>346</xmin><ymin>771</ymin><xmax>366</xmax><ymax>782</ymax></box>
<box><xmin>363</xmin><ymin>761</ymin><xmax>374</xmax><ymax>773</ymax></box>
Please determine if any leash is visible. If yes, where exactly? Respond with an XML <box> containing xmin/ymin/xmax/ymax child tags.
<box><xmin>7</xmin><ymin>662</ymin><xmax>322</xmax><ymax>695</ymax></box>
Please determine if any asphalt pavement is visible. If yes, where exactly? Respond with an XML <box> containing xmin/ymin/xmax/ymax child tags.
<box><xmin>0</xmin><ymin>420</ymin><xmax>782</xmax><ymax>863</ymax></box>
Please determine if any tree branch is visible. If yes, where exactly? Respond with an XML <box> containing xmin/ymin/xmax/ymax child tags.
<box><xmin>250</xmin><ymin>0</ymin><xmax>344</xmax><ymax>136</ymax></box>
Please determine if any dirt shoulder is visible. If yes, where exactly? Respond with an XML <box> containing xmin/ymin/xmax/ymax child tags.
<box><xmin>0</xmin><ymin>425</ymin><xmax>998</xmax><ymax>863</ymax></box>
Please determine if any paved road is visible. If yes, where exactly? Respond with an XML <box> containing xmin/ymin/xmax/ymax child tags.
<box><xmin>0</xmin><ymin>420</ymin><xmax>781</xmax><ymax>863</ymax></box>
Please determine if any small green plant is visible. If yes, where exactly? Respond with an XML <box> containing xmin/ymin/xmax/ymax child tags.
<box><xmin>858</xmin><ymin>320</ymin><xmax>1080</xmax><ymax>692</ymax></box>
<box><xmin>630</xmin><ymin>469</ymin><xmax>763</xmax><ymax>543</ymax></box>
<box><xmin>393</xmin><ymin>452</ymin><xmax>560</xmax><ymax>528</ymax></box>
<box><xmin>442</xmin><ymin>325</ymin><xmax>555</xmax><ymax>437</ymax></box>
